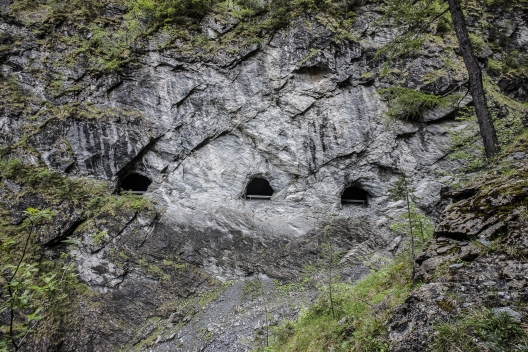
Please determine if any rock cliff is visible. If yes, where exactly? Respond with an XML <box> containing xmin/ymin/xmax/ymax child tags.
<box><xmin>1</xmin><ymin>0</ymin><xmax>527</xmax><ymax>350</ymax></box>
<box><xmin>388</xmin><ymin>132</ymin><xmax>528</xmax><ymax>351</ymax></box>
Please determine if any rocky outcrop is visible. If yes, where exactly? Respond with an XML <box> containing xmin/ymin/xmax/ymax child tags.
<box><xmin>388</xmin><ymin>135</ymin><xmax>528</xmax><ymax>351</ymax></box>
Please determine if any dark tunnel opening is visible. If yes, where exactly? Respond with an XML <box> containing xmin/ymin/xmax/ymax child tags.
<box><xmin>341</xmin><ymin>186</ymin><xmax>368</xmax><ymax>205</ymax></box>
<box><xmin>120</xmin><ymin>173</ymin><xmax>152</xmax><ymax>194</ymax></box>
<box><xmin>246</xmin><ymin>178</ymin><xmax>274</xmax><ymax>200</ymax></box>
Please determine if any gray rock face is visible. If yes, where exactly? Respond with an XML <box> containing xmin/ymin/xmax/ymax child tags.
<box><xmin>121</xmin><ymin>28</ymin><xmax>456</xmax><ymax>282</ymax></box>
<box><xmin>1</xmin><ymin>13</ymin><xmax>459</xmax><ymax>280</ymax></box>
<box><xmin>6</xmin><ymin>4</ymin><xmax>525</xmax><ymax>351</ymax></box>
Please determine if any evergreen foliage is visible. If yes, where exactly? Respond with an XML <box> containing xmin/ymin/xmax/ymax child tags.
<box><xmin>390</xmin><ymin>203</ymin><xmax>434</xmax><ymax>247</ymax></box>
<box><xmin>379</xmin><ymin>87</ymin><xmax>460</xmax><ymax>121</ymax></box>
<box><xmin>129</xmin><ymin>0</ymin><xmax>219</xmax><ymax>25</ymax></box>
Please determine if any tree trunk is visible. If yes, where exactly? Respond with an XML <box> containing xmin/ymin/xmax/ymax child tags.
<box><xmin>328</xmin><ymin>241</ymin><xmax>335</xmax><ymax>319</ymax></box>
<box><xmin>263</xmin><ymin>290</ymin><xmax>269</xmax><ymax>348</ymax></box>
<box><xmin>446</xmin><ymin>0</ymin><xmax>499</xmax><ymax>158</ymax></box>
<box><xmin>406</xmin><ymin>191</ymin><xmax>415</xmax><ymax>282</ymax></box>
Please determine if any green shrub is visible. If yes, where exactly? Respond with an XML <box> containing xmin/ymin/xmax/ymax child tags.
<box><xmin>379</xmin><ymin>87</ymin><xmax>460</xmax><ymax>121</ymax></box>
<box><xmin>469</xmin><ymin>33</ymin><xmax>488</xmax><ymax>56</ymax></box>
<box><xmin>485</xmin><ymin>77</ymin><xmax>528</xmax><ymax>146</ymax></box>
<box><xmin>129</xmin><ymin>0</ymin><xmax>220</xmax><ymax>26</ymax></box>
<box><xmin>448</xmin><ymin>106</ymin><xmax>487</xmax><ymax>173</ymax></box>
<box><xmin>487</xmin><ymin>50</ymin><xmax>528</xmax><ymax>78</ymax></box>
<box><xmin>89</xmin><ymin>229</ymin><xmax>108</xmax><ymax>245</ymax></box>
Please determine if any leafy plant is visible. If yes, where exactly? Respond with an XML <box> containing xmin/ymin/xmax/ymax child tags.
<box><xmin>0</xmin><ymin>208</ymin><xmax>66</xmax><ymax>351</ymax></box>
<box><xmin>88</xmin><ymin>229</ymin><xmax>108</xmax><ymax>246</ymax></box>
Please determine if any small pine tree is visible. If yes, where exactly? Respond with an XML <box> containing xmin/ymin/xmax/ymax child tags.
<box><xmin>387</xmin><ymin>172</ymin><xmax>434</xmax><ymax>281</ymax></box>
<box><xmin>390</xmin><ymin>203</ymin><xmax>434</xmax><ymax>250</ymax></box>
<box><xmin>320</xmin><ymin>225</ymin><xmax>341</xmax><ymax>319</ymax></box>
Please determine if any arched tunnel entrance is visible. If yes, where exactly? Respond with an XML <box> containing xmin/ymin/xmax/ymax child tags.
<box><xmin>246</xmin><ymin>178</ymin><xmax>274</xmax><ymax>200</ymax></box>
<box><xmin>120</xmin><ymin>173</ymin><xmax>152</xmax><ymax>195</ymax></box>
<box><xmin>341</xmin><ymin>186</ymin><xmax>368</xmax><ymax>206</ymax></box>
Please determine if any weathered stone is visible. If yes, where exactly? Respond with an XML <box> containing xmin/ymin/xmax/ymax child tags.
<box><xmin>449</xmin><ymin>263</ymin><xmax>463</xmax><ymax>270</ymax></box>
<box><xmin>492</xmin><ymin>307</ymin><xmax>522</xmax><ymax>323</ymax></box>
<box><xmin>2</xmin><ymin>2</ymin><xmax>528</xmax><ymax>352</ymax></box>
<box><xmin>478</xmin><ymin>238</ymin><xmax>492</xmax><ymax>247</ymax></box>
<box><xmin>460</xmin><ymin>243</ymin><xmax>481</xmax><ymax>261</ymax></box>
<box><xmin>415</xmin><ymin>256</ymin><xmax>452</xmax><ymax>281</ymax></box>
<box><xmin>436</xmin><ymin>245</ymin><xmax>454</xmax><ymax>254</ymax></box>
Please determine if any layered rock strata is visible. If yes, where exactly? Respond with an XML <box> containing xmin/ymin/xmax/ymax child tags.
<box><xmin>2</xmin><ymin>2</ymin><xmax>527</xmax><ymax>350</ymax></box>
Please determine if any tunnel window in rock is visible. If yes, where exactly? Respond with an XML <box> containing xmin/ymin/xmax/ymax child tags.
<box><xmin>246</xmin><ymin>178</ymin><xmax>274</xmax><ymax>200</ymax></box>
<box><xmin>120</xmin><ymin>173</ymin><xmax>152</xmax><ymax>195</ymax></box>
<box><xmin>341</xmin><ymin>186</ymin><xmax>368</xmax><ymax>206</ymax></box>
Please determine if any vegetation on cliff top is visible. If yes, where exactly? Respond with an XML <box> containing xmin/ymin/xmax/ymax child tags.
<box><xmin>6</xmin><ymin>0</ymin><xmax>363</xmax><ymax>74</ymax></box>
<box><xmin>5</xmin><ymin>0</ymin><xmax>527</xmax><ymax>150</ymax></box>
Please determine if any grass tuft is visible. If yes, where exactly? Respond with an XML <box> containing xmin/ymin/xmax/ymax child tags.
<box><xmin>432</xmin><ymin>309</ymin><xmax>528</xmax><ymax>352</ymax></box>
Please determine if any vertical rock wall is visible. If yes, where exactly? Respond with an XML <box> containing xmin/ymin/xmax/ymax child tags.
<box><xmin>0</xmin><ymin>6</ymin><xmax>497</xmax><ymax>350</ymax></box>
